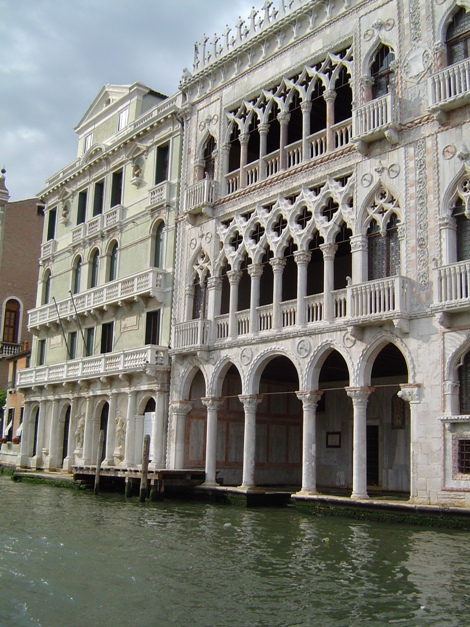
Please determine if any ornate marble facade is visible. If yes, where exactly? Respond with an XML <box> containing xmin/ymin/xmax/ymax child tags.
<box><xmin>17</xmin><ymin>0</ymin><xmax>470</xmax><ymax>507</ymax></box>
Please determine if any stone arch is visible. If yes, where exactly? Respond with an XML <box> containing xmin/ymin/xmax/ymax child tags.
<box><xmin>361</xmin><ymin>37</ymin><xmax>397</xmax><ymax>80</ymax></box>
<box><xmin>209</xmin><ymin>357</ymin><xmax>244</xmax><ymax>398</ymax></box>
<box><xmin>358</xmin><ymin>180</ymin><xmax>404</xmax><ymax>234</ymax></box>
<box><xmin>305</xmin><ymin>339</ymin><xmax>355</xmax><ymax>390</ymax></box>
<box><xmin>246</xmin><ymin>347</ymin><xmax>302</xmax><ymax>395</ymax></box>
<box><xmin>442</xmin><ymin>166</ymin><xmax>470</xmax><ymax>217</ymax></box>
<box><xmin>436</xmin><ymin>0</ymin><xmax>470</xmax><ymax>46</ymax></box>
<box><xmin>445</xmin><ymin>332</ymin><xmax>470</xmax><ymax>381</ymax></box>
<box><xmin>359</xmin><ymin>332</ymin><xmax>415</xmax><ymax>386</ymax></box>
<box><xmin>138</xmin><ymin>393</ymin><xmax>156</xmax><ymax>415</ymax></box>
<box><xmin>176</xmin><ymin>360</ymin><xmax>209</xmax><ymax>401</ymax></box>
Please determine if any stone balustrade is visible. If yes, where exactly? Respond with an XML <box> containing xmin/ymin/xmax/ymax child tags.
<box><xmin>429</xmin><ymin>58</ymin><xmax>470</xmax><ymax>114</ymax></box>
<box><xmin>17</xmin><ymin>345</ymin><xmax>168</xmax><ymax>388</ymax></box>
<box><xmin>28</xmin><ymin>268</ymin><xmax>165</xmax><ymax>330</ymax></box>
<box><xmin>434</xmin><ymin>260</ymin><xmax>470</xmax><ymax>309</ymax></box>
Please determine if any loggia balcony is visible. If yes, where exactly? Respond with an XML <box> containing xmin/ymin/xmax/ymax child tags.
<box><xmin>172</xmin><ymin>276</ymin><xmax>412</xmax><ymax>351</ymax></box>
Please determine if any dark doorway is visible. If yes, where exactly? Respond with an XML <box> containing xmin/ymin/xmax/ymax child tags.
<box><xmin>99</xmin><ymin>404</ymin><xmax>109</xmax><ymax>463</ymax></box>
<box><xmin>367</xmin><ymin>425</ymin><xmax>379</xmax><ymax>486</ymax></box>
<box><xmin>62</xmin><ymin>406</ymin><xmax>70</xmax><ymax>465</ymax></box>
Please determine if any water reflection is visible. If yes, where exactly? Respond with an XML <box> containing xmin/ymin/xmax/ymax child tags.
<box><xmin>1</xmin><ymin>477</ymin><xmax>470</xmax><ymax>626</ymax></box>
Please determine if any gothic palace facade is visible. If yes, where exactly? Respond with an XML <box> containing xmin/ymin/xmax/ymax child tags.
<box><xmin>16</xmin><ymin>0</ymin><xmax>470</xmax><ymax>507</ymax></box>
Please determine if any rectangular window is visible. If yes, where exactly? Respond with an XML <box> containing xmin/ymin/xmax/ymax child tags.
<box><xmin>47</xmin><ymin>208</ymin><xmax>57</xmax><ymax>241</ymax></box>
<box><xmin>7</xmin><ymin>408</ymin><xmax>15</xmax><ymax>441</ymax></box>
<box><xmin>111</xmin><ymin>170</ymin><xmax>123</xmax><ymax>207</ymax></box>
<box><xmin>20</xmin><ymin>407</ymin><xmax>24</xmax><ymax>424</ymax></box>
<box><xmin>84</xmin><ymin>132</ymin><xmax>93</xmax><ymax>153</ymax></box>
<box><xmin>85</xmin><ymin>327</ymin><xmax>95</xmax><ymax>357</ymax></box>
<box><xmin>93</xmin><ymin>180</ymin><xmax>104</xmax><ymax>216</ymax></box>
<box><xmin>68</xmin><ymin>331</ymin><xmax>77</xmax><ymax>359</ymax></box>
<box><xmin>145</xmin><ymin>310</ymin><xmax>161</xmax><ymax>345</ymax></box>
<box><xmin>155</xmin><ymin>144</ymin><xmax>169</xmax><ymax>184</ymax></box>
<box><xmin>77</xmin><ymin>190</ymin><xmax>87</xmax><ymax>225</ymax></box>
<box><xmin>118</xmin><ymin>107</ymin><xmax>129</xmax><ymax>131</ymax></box>
<box><xmin>100</xmin><ymin>322</ymin><xmax>114</xmax><ymax>354</ymax></box>
<box><xmin>38</xmin><ymin>339</ymin><xmax>46</xmax><ymax>366</ymax></box>
<box><xmin>458</xmin><ymin>439</ymin><xmax>470</xmax><ymax>474</ymax></box>
<box><xmin>9</xmin><ymin>360</ymin><xmax>17</xmax><ymax>388</ymax></box>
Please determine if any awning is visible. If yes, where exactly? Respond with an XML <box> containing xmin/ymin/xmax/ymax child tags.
<box><xmin>4</xmin><ymin>420</ymin><xmax>12</xmax><ymax>435</ymax></box>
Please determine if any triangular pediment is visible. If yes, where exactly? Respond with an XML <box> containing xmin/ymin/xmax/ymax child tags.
<box><xmin>75</xmin><ymin>84</ymin><xmax>133</xmax><ymax>132</ymax></box>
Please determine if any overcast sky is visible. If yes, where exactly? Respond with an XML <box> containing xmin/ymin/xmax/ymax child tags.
<box><xmin>0</xmin><ymin>0</ymin><xmax>254</xmax><ymax>200</ymax></box>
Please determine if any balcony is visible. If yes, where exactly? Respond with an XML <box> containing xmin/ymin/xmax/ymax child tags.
<box><xmin>173</xmin><ymin>278</ymin><xmax>411</xmax><ymax>351</ymax></box>
<box><xmin>432</xmin><ymin>260</ymin><xmax>470</xmax><ymax>324</ymax></box>
<box><xmin>148</xmin><ymin>181</ymin><xmax>170</xmax><ymax>211</ymax></box>
<box><xmin>352</xmin><ymin>93</ymin><xmax>400</xmax><ymax>153</ymax></box>
<box><xmin>184</xmin><ymin>179</ymin><xmax>217</xmax><ymax>220</ymax></box>
<box><xmin>72</xmin><ymin>206</ymin><xmax>123</xmax><ymax>245</ymax></box>
<box><xmin>0</xmin><ymin>342</ymin><xmax>22</xmax><ymax>359</ymax></box>
<box><xmin>17</xmin><ymin>345</ymin><xmax>169</xmax><ymax>389</ymax></box>
<box><xmin>41</xmin><ymin>239</ymin><xmax>57</xmax><ymax>260</ymax></box>
<box><xmin>429</xmin><ymin>58</ymin><xmax>470</xmax><ymax>122</ymax></box>
<box><xmin>29</xmin><ymin>268</ymin><xmax>166</xmax><ymax>331</ymax></box>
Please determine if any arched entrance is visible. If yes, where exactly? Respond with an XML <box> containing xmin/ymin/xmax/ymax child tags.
<box><xmin>254</xmin><ymin>355</ymin><xmax>301</xmax><ymax>487</ymax></box>
<box><xmin>316</xmin><ymin>350</ymin><xmax>351</xmax><ymax>491</ymax></box>
<box><xmin>99</xmin><ymin>403</ymin><xmax>109</xmax><ymax>464</ymax></box>
<box><xmin>369</xmin><ymin>343</ymin><xmax>409</xmax><ymax>494</ymax></box>
<box><xmin>61</xmin><ymin>406</ymin><xmax>71</xmax><ymax>467</ymax></box>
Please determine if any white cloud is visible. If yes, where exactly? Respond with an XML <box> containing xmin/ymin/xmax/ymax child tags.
<box><xmin>0</xmin><ymin>0</ymin><xmax>255</xmax><ymax>199</ymax></box>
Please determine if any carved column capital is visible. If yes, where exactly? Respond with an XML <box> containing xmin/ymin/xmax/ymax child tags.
<box><xmin>296</xmin><ymin>390</ymin><xmax>323</xmax><ymax>410</ymax></box>
<box><xmin>269</xmin><ymin>257</ymin><xmax>287</xmax><ymax>272</ymax></box>
<box><xmin>201</xmin><ymin>397</ymin><xmax>225</xmax><ymax>411</ymax></box>
<box><xmin>398</xmin><ymin>384</ymin><xmax>421</xmax><ymax>404</ymax></box>
<box><xmin>294</xmin><ymin>250</ymin><xmax>312</xmax><ymax>266</ymax></box>
<box><xmin>170</xmin><ymin>401</ymin><xmax>193</xmax><ymax>416</ymax></box>
<box><xmin>238</xmin><ymin>394</ymin><xmax>263</xmax><ymax>410</ymax></box>
<box><xmin>346</xmin><ymin>386</ymin><xmax>374</xmax><ymax>405</ymax></box>
<box><xmin>227</xmin><ymin>269</ymin><xmax>243</xmax><ymax>284</ymax></box>
<box><xmin>248</xmin><ymin>263</ymin><xmax>264</xmax><ymax>278</ymax></box>
<box><xmin>320</xmin><ymin>242</ymin><xmax>338</xmax><ymax>259</ymax></box>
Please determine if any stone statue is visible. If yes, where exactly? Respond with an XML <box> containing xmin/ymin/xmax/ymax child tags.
<box><xmin>114</xmin><ymin>411</ymin><xmax>126</xmax><ymax>459</ymax></box>
<box><xmin>75</xmin><ymin>414</ymin><xmax>85</xmax><ymax>450</ymax></box>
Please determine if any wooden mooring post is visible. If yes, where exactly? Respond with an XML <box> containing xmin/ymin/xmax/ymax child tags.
<box><xmin>94</xmin><ymin>430</ymin><xmax>105</xmax><ymax>495</ymax></box>
<box><xmin>139</xmin><ymin>435</ymin><xmax>151</xmax><ymax>502</ymax></box>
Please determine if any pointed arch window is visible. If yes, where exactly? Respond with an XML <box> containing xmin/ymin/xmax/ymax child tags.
<box><xmin>452</xmin><ymin>195</ymin><xmax>470</xmax><ymax>261</ymax></box>
<box><xmin>447</xmin><ymin>7</ymin><xmax>470</xmax><ymax>66</ymax></box>
<box><xmin>371</xmin><ymin>45</ymin><xmax>395</xmax><ymax>98</ymax></box>
<box><xmin>192</xmin><ymin>275</ymin><xmax>207</xmax><ymax>320</ymax></box>
<box><xmin>3</xmin><ymin>299</ymin><xmax>20</xmax><ymax>344</ymax></box>
<box><xmin>153</xmin><ymin>222</ymin><xmax>165</xmax><ymax>268</ymax></box>
<box><xmin>90</xmin><ymin>250</ymin><xmax>99</xmax><ymax>288</ymax></box>
<box><xmin>109</xmin><ymin>243</ymin><xmax>118</xmax><ymax>282</ymax></box>
<box><xmin>203</xmin><ymin>135</ymin><xmax>216</xmax><ymax>179</ymax></box>
<box><xmin>43</xmin><ymin>272</ymin><xmax>51</xmax><ymax>305</ymax></box>
<box><xmin>73</xmin><ymin>257</ymin><xmax>82</xmax><ymax>295</ymax></box>
<box><xmin>367</xmin><ymin>213</ymin><xmax>400</xmax><ymax>280</ymax></box>
<box><xmin>460</xmin><ymin>351</ymin><xmax>470</xmax><ymax>414</ymax></box>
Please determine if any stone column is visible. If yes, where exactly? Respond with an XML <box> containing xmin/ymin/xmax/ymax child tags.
<box><xmin>439</xmin><ymin>216</ymin><xmax>457</xmax><ymax>266</ymax></box>
<box><xmin>346</xmin><ymin>387</ymin><xmax>373</xmax><ymax>500</ymax></box>
<box><xmin>45</xmin><ymin>398</ymin><xmax>60</xmax><ymax>470</ymax></box>
<box><xmin>398</xmin><ymin>384</ymin><xmax>421</xmax><ymax>501</ymax></box>
<box><xmin>258</xmin><ymin>123</ymin><xmax>269</xmax><ymax>179</ymax></box>
<box><xmin>63</xmin><ymin>397</ymin><xmax>78</xmax><ymax>472</ymax></box>
<box><xmin>360</xmin><ymin>75</ymin><xmax>374</xmax><ymax>104</ymax></box>
<box><xmin>324</xmin><ymin>89</ymin><xmax>336</xmax><ymax>152</ymax></box>
<box><xmin>227</xmin><ymin>269</ymin><xmax>243</xmax><ymax>338</ymax></box>
<box><xmin>169</xmin><ymin>401</ymin><xmax>192</xmax><ymax>469</ymax></box>
<box><xmin>207</xmin><ymin>276</ymin><xmax>222</xmax><ymax>340</ymax></box>
<box><xmin>184</xmin><ymin>285</ymin><xmax>195</xmax><ymax>321</ymax></box>
<box><xmin>294</xmin><ymin>251</ymin><xmax>311</xmax><ymax>326</ymax></box>
<box><xmin>82</xmin><ymin>396</ymin><xmax>94</xmax><ymax>465</ymax></box>
<box><xmin>123</xmin><ymin>391</ymin><xmax>137</xmax><ymax>467</ymax></box>
<box><xmin>296</xmin><ymin>391</ymin><xmax>323</xmax><ymax>494</ymax></box>
<box><xmin>301</xmin><ymin>100</ymin><xmax>312</xmax><ymax>161</ymax></box>
<box><xmin>35</xmin><ymin>399</ymin><xmax>47</xmax><ymax>468</ymax></box>
<box><xmin>17</xmin><ymin>400</ymin><xmax>32</xmax><ymax>467</ymax></box>
<box><xmin>278</xmin><ymin>112</ymin><xmax>291</xmax><ymax>171</ymax></box>
<box><xmin>320</xmin><ymin>243</ymin><xmax>337</xmax><ymax>322</ymax></box>
<box><xmin>239</xmin><ymin>133</ymin><xmax>250</xmax><ymax>189</ymax></box>
<box><xmin>151</xmin><ymin>388</ymin><xmax>168</xmax><ymax>468</ymax></box>
<box><xmin>194</xmin><ymin>159</ymin><xmax>205</xmax><ymax>182</ymax></box>
<box><xmin>201</xmin><ymin>397</ymin><xmax>224</xmax><ymax>485</ymax></box>
<box><xmin>270</xmin><ymin>257</ymin><xmax>286</xmax><ymax>330</ymax></box>
<box><xmin>104</xmin><ymin>392</ymin><xmax>117</xmax><ymax>466</ymax></box>
<box><xmin>350</xmin><ymin>234</ymin><xmax>367</xmax><ymax>284</ymax></box>
<box><xmin>248</xmin><ymin>263</ymin><xmax>263</xmax><ymax>334</ymax></box>
<box><xmin>238</xmin><ymin>395</ymin><xmax>262</xmax><ymax>489</ymax></box>
<box><xmin>221</xmin><ymin>143</ymin><xmax>231</xmax><ymax>195</ymax></box>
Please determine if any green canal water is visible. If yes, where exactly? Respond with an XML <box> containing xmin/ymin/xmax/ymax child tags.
<box><xmin>1</xmin><ymin>476</ymin><xmax>470</xmax><ymax>626</ymax></box>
